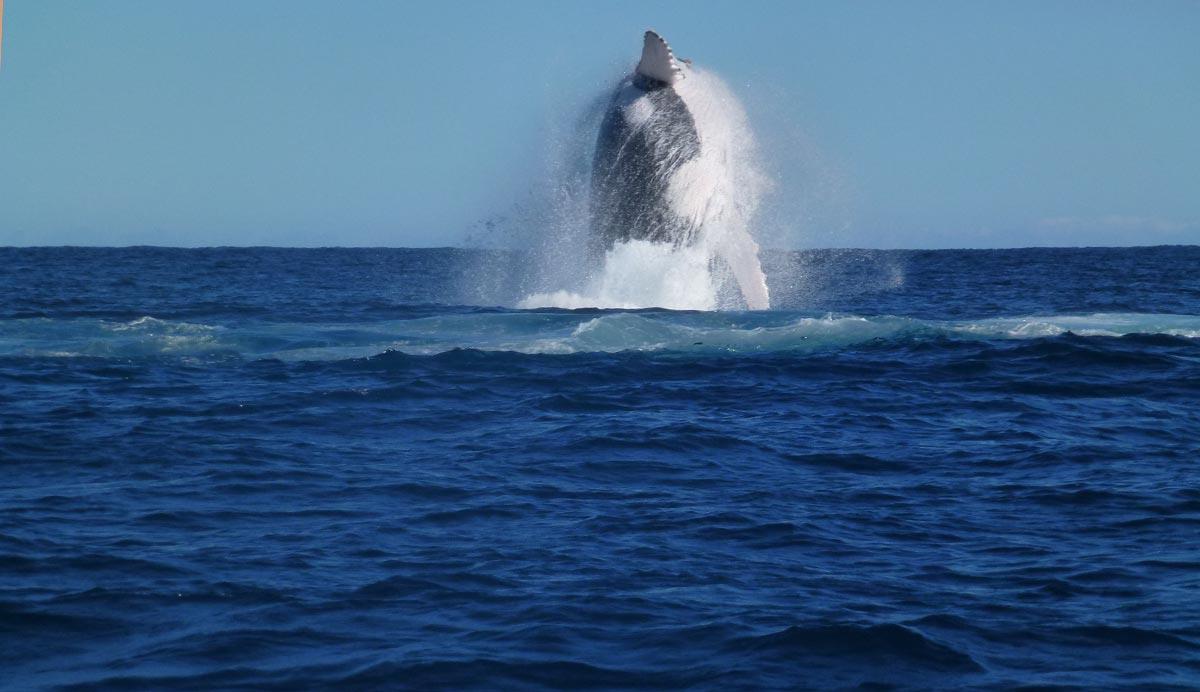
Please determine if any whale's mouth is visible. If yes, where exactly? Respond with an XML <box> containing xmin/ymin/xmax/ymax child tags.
<box><xmin>636</xmin><ymin>30</ymin><xmax>685</xmax><ymax>86</ymax></box>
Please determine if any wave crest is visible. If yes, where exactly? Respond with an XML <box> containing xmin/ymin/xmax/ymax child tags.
<box><xmin>0</xmin><ymin>312</ymin><xmax>1196</xmax><ymax>360</ymax></box>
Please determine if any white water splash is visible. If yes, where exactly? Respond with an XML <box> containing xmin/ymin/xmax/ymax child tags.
<box><xmin>519</xmin><ymin>240</ymin><xmax>717</xmax><ymax>310</ymax></box>
<box><xmin>670</xmin><ymin>68</ymin><xmax>772</xmax><ymax>310</ymax></box>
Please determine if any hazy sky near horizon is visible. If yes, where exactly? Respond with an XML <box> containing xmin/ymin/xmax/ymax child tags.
<box><xmin>1</xmin><ymin>1</ymin><xmax>1197</xmax><ymax>248</ymax></box>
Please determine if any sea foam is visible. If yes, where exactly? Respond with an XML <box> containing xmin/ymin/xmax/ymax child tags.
<box><xmin>2</xmin><ymin>312</ymin><xmax>1197</xmax><ymax>360</ymax></box>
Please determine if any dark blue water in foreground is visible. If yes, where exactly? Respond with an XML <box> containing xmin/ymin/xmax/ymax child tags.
<box><xmin>2</xmin><ymin>246</ymin><xmax>1199</xmax><ymax>690</ymax></box>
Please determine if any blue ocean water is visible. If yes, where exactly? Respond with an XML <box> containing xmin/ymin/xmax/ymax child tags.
<box><xmin>2</xmin><ymin>246</ymin><xmax>1199</xmax><ymax>689</ymax></box>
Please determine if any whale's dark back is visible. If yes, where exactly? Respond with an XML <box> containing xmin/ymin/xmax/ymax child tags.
<box><xmin>589</xmin><ymin>79</ymin><xmax>702</xmax><ymax>254</ymax></box>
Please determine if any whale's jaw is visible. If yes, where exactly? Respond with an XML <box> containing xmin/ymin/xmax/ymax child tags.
<box><xmin>636</xmin><ymin>30</ymin><xmax>685</xmax><ymax>86</ymax></box>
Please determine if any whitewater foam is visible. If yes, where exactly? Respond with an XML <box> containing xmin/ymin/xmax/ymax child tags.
<box><xmin>1</xmin><ymin>312</ymin><xmax>1197</xmax><ymax>360</ymax></box>
<box><xmin>519</xmin><ymin>240</ymin><xmax>718</xmax><ymax>310</ymax></box>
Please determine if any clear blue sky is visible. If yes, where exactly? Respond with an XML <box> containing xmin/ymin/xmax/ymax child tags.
<box><xmin>1</xmin><ymin>1</ymin><xmax>1197</xmax><ymax>248</ymax></box>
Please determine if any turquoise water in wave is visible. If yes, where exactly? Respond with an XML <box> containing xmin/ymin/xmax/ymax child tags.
<box><xmin>2</xmin><ymin>246</ymin><xmax>1199</xmax><ymax>689</ymax></box>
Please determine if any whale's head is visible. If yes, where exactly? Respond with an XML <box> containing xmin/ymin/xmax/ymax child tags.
<box><xmin>635</xmin><ymin>30</ymin><xmax>685</xmax><ymax>87</ymax></box>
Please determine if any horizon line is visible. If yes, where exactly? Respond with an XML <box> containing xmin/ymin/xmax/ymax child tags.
<box><xmin>2</xmin><ymin>244</ymin><xmax>1198</xmax><ymax>252</ymax></box>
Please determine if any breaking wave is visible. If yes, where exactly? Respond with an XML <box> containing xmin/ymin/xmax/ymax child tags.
<box><xmin>2</xmin><ymin>312</ymin><xmax>1197</xmax><ymax>360</ymax></box>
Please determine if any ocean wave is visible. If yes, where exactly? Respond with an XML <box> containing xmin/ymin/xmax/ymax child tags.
<box><xmin>0</xmin><ymin>311</ymin><xmax>1197</xmax><ymax>360</ymax></box>
<box><xmin>729</xmin><ymin>623</ymin><xmax>983</xmax><ymax>672</ymax></box>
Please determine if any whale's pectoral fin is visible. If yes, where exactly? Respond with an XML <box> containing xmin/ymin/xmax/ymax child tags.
<box><xmin>715</xmin><ymin>234</ymin><xmax>771</xmax><ymax>310</ymax></box>
<box><xmin>636</xmin><ymin>30</ymin><xmax>684</xmax><ymax>85</ymax></box>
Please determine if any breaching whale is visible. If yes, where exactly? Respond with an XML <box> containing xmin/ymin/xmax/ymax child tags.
<box><xmin>589</xmin><ymin>30</ymin><xmax>770</xmax><ymax>309</ymax></box>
